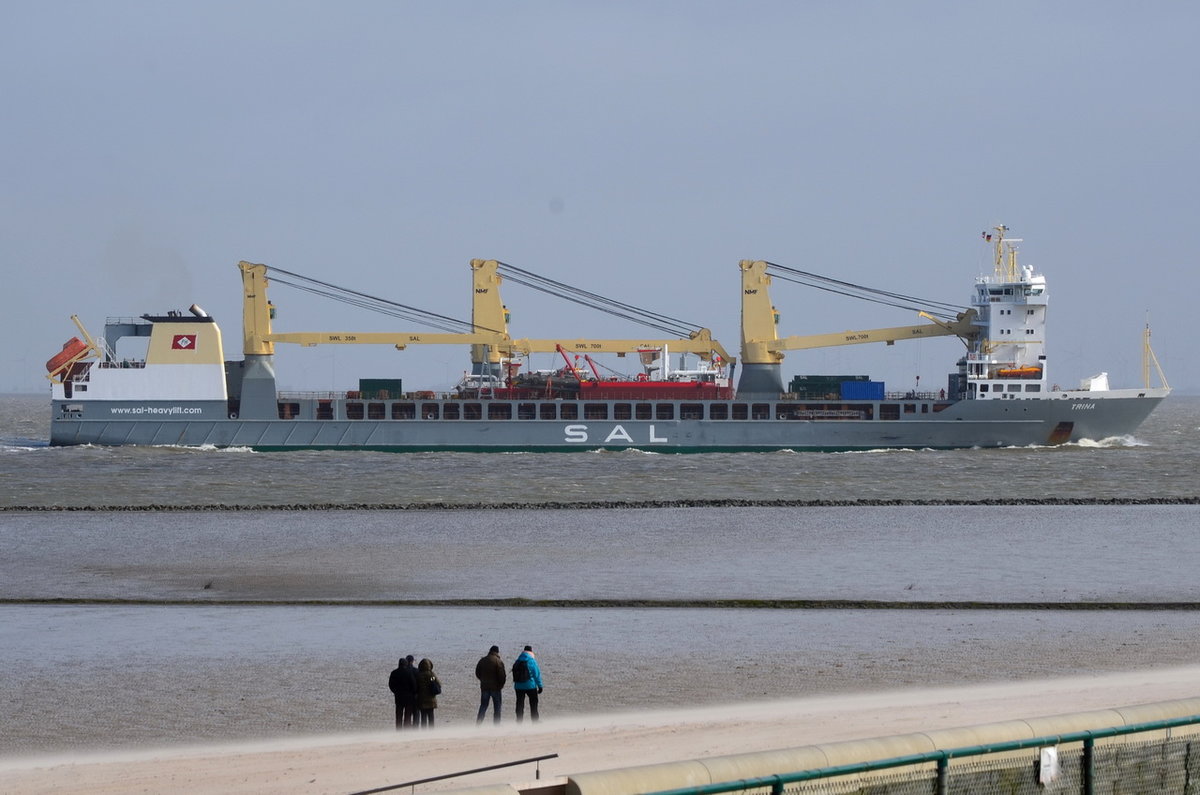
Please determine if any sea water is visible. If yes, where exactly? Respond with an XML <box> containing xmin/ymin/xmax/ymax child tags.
<box><xmin>1</xmin><ymin>394</ymin><xmax>1198</xmax><ymax>754</ymax></box>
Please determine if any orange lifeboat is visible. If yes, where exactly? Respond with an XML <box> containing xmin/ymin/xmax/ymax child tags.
<box><xmin>46</xmin><ymin>337</ymin><xmax>90</xmax><ymax>375</ymax></box>
<box><xmin>996</xmin><ymin>366</ymin><xmax>1042</xmax><ymax>379</ymax></box>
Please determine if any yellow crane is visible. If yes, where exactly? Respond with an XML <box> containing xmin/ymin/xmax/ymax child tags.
<box><xmin>737</xmin><ymin>259</ymin><xmax>978</xmax><ymax>394</ymax></box>
<box><xmin>241</xmin><ymin>259</ymin><xmax>734</xmax><ymax>373</ymax></box>
<box><xmin>468</xmin><ymin>259</ymin><xmax>734</xmax><ymax>367</ymax></box>
<box><xmin>240</xmin><ymin>261</ymin><xmax>513</xmax><ymax>356</ymax></box>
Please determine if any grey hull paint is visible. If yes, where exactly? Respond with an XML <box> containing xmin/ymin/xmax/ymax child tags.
<box><xmin>49</xmin><ymin>393</ymin><xmax>1167</xmax><ymax>451</ymax></box>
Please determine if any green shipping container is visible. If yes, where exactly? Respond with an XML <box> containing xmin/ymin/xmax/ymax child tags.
<box><xmin>359</xmin><ymin>378</ymin><xmax>403</xmax><ymax>399</ymax></box>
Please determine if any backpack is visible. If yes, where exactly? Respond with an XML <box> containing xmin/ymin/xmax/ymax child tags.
<box><xmin>512</xmin><ymin>657</ymin><xmax>531</xmax><ymax>684</ymax></box>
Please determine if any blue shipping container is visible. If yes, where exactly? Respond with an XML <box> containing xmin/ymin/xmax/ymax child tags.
<box><xmin>840</xmin><ymin>380</ymin><xmax>885</xmax><ymax>400</ymax></box>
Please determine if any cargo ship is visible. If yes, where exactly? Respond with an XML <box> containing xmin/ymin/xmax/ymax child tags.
<box><xmin>46</xmin><ymin>227</ymin><xmax>1169</xmax><ymax>451</ymax></box>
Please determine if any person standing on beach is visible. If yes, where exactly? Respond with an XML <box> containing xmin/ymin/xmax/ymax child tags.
<box><xmin>475</xmin><ymin>645</ymin><xmax>506</xmax><ymax>724</ymax></box>
<box><xmin>415</xmin><ymin>658</ymin><xmax>441</xmax><ymax>728</ymax></box>
<box><xmin>512</xmin><ymin>645</ymin><xmax>544</xmax><ymax>723</ymax></box>
<box><xmin>388</xmin><ymin>656</ymin><xmax>418</xmax><ymax>729</ymax></box>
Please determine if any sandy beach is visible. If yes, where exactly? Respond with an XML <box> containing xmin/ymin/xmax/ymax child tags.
<box><xmin>4</xmin><ymin>666</ymin><xmax>1199</xmax><ymax>795</ymax></box>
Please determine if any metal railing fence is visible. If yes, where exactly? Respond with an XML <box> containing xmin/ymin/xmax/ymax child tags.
<box><xmin>349</xmin><ymin>752</ymin><xmax>558</xmax><ymax>795</ymax></box>
<box><xmin>644</xmin><ymin>713</ymin><xmax>1200</xmax><ymax>795</ymax></box>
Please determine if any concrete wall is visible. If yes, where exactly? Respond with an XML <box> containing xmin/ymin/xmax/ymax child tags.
<box><xmin>560</xmin><ymin>697</ymin><xmax>1200</xmax><ymax>795</ymax></box>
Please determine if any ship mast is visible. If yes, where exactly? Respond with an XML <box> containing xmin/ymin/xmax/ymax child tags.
<box><xmin>1143</xmin><ymin>316</ymin><xmax>1169</xmax><ymax>390</ymax></box>
<box><xmin>992</xmin><ymin>224</ymin><xmax>1022</xmax><ymax>281</ymax></box>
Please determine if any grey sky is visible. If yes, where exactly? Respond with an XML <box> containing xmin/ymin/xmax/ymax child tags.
<box><xmin>4</xmin><ymin>1</ymin><xmax>1196</xmax><ymax>395</ymax></box>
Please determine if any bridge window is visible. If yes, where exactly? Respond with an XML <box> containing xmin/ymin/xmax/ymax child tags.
<box><xmin>488</xmin><ymin>403</ymin><xmax>512</xmax><ymax>420</ymax></box>
<box><xmin>345</xmin><ymin>402</ymin><xmax>364</xmax><ymax>420</ymax></box>
<box><xmin>709</xmin><ymin>403</ymin><xmax>728</xmax><ymax>420</ymax></box>
<box><xmin>463</xmin><ymin>403</ymin><xmax>482</xmax><ymax>420</ymax></box>
<box><xmin>732</xmin><ymin>403</ymin><xmax>749</xmax><ymax>420</ymax></box>
<box><xmin>560</xmin><ymin>403</ymin><xmax>579</xmax><ymax>420</ymax></box>
<box><xmin>880</xmin><ymin>404</ymin><xmax>900</xmax><ymax>420</ymax></box>
<box><xmin>436</xmin><ymin>403</ymin><xmax>453</xmax><ymax>420</ymax></box>
<box><xmin>277</xmin><ymin>402</ymin><xmax>300</xmax><ymax>419</ymax></box>
<box><xmin>655</xmin><ymin>403</ymin><xmax>674</xmax><ymax>420</ymax></box>
<box><xmin>680</xmin><ymin>403</ymin><xmax>703</xmax><ymax>420</ymax></box>
<box><xmin>367</xmin><ymin>402</ymin><xmax>386</xmax><ymax>420</ymax></box>
<box><xmin>1025</xmin><ymin>384</ymin><xmax>1041</xmax><ymax>392</ymax></box>
<box><xmin>393</xmin><ymin>403</ymin><xmax>416</xmax><ymax>419</ymax></box>
<box><xmin>317</xmin><ymin>401</ymin><xmax>334</xmax><ymax>420</ymax></box>
<box><xmin>614</xmin><ymin>403</ymin><xmax>632</xmax><ymax>420</ymax></box>
<box><xmin>517</xmin><ymin>403</ymin><xmax>536</xmax><ymax>419</ymax></box>
<box><xmin>539</xmin><ymin>403</ymin><xmax>557</xmax><ymax>420</ymax></box>
<box><xmin>635</xmin><ymin>403</ymin><xmax>653</xmax><ymax>420</ymax></box>
<box><xmin>751</xmin><ymin>403</ymin><xmax>770</xmax><ymax>420</ymax></box>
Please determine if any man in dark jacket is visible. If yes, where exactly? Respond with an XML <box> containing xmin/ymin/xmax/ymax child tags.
<box><xmin>388</xmin><ymin>656</ymin><xmax>418</xmax><ymax>729</ymax></box>
<box><xmin>475</xmin><ymin>645</ymin><xmax>506</xmax><ymax>724</ymax></box>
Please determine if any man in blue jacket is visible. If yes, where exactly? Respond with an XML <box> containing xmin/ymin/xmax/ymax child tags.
<box><xmin>512</xmin><ymin>645</ymin><xmax>544</xmax><ymax>723</ymax></box>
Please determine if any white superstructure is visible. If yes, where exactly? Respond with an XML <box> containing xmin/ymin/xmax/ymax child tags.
<box><xmin>48</xmin><ymin>309</ymin><xmax>228</xmax><ymax>403</ymax></box>
<box><xmin>963</xmin><ymin>226</ymin><xmax>1050</xmax><ymax>401</ymax></box>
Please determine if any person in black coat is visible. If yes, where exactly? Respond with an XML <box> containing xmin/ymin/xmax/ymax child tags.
<box><xmin>475</xmin><ymin>645</ymin><xmax>506</xmax><ymax>724</ymax></box>
<box><xmin>388</xmin><ymin>656</ymin><xmax>418</xmax><ymax>729</ymax></box>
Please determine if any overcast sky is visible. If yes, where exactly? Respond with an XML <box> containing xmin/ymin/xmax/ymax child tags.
<box><xmin>4</xmin><ymin>1</ymin><xmax>1197</xmax><ymax>395</ymax></box>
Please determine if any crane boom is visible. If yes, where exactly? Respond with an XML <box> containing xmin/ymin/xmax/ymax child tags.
<box><xmin>471</xmin><ymin>258</ymin><xmax>734</xmax><ymax>364</ymax></box>
<box><xmin>740</xmin><ymin>259</ymin><xmax>977</xmax><ymax>360</ymax></box>
<box><xmin>769</xmin><ymin>313</ymin><xmax>976</xmax><ymax>352</ymax></box>
<box><xmin>264</xmin><ymin>331</ymin><xmax>510</xmax><ymax>348</ymax></box>
<box><xmin>500</xmin><ymin>330</ymin><xmax>732</xmax><ymax>362</ymax></box>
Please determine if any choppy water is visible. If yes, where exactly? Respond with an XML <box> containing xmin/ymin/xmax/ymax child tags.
<box><xmin>2</xmin><ymin>393</ymin><xmax>1199</xmax><ymax>756</ymax></box>
<box><xmin>2</xmin><ymin>394</ymin><xmax>1199</xmax><ymax>505</ymax></box>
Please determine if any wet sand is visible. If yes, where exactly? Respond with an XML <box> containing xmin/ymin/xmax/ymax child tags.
<box><xmin>5</xmin><ymin>666</ymin><xmax>1200</xmax><ymax>795</ymax></box>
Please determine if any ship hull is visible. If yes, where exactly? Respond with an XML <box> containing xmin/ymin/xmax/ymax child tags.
<box><xmin>49</xmin><ymin>390</ymin><xmax>1168</xmax><ymax>451</ymax></box>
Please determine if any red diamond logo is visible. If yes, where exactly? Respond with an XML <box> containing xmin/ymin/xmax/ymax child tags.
<box><xmin>172</xmin><ymin>334</ymin><xmax>197</xmax><ymax>350</ymax></box>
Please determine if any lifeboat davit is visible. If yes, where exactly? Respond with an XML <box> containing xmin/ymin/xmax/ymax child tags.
<box><xmin>46</xmin><ymin>337</ymin><xmax>89</xmax><ymax>374</ymax></box>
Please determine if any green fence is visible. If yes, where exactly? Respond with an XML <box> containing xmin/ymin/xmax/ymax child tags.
<box><xmin>644</xmin><ymin>714</ymin><xmax>1200</xmax><ymax>795</ymax></box>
